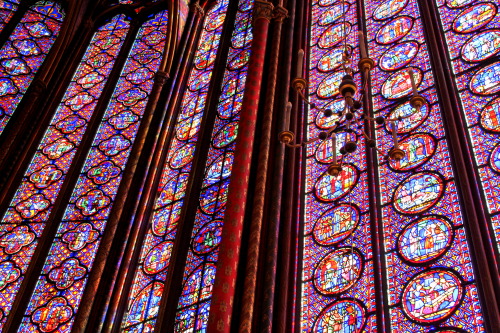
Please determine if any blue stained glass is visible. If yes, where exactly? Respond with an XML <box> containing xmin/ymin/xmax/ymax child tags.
<box><xmin>17</xmin><ymin>12</ymin><xmax>169</xmax><ymax>332</ymax></box>
<box><xmin>122</xmin><ymin>1</ymin><xmax>231</xmax><ymax>331</ymax></box>
<box><xmin>174</xmin><ymin>0</ymin><xmax>254</xmax><ymax>330</ymax></box>
<box><xmin>0</xmin><ymin>14</ymin><xmax>127</xmax><ymax>332</ymax></box>
<box><xmin>365</xmin><ymin>0</ymin><xmax>486</xmax><ymax>330</ymax></box>
<box><xmin>0</xmin><ymin>1</ymin><xmax>64</xmax><ymax>134</ymax></box>
<box><xmin>300</xmin><ymin>0</ymin><xmax>378</xmax><ymax>331</ymax></box>
<box><xmin>435</xmin><ymin>0</ymin><xmax>500</xmax><ymax>254</ymax></box>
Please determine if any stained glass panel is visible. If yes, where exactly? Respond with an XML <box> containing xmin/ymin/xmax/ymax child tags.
<box><xmin>0</xmin><ymin>14</ymin><xmax>129</xmax><ymax>332</ymax></box>
<box><xmin>435</xmin><ymin>0</ymin><xmax>500</xmax><ymax>253</ymax></box>
<box><xmin>0</xmin><ymin>0</ymin><xmax>64</xmax><ymax>134</ymax></box>
<box><xmin>174</xmin><ymin>0</ymin><xmax>254</xmax><ymax>330</ymax></box>
<box><xmin>0</xmin><ymin>0</ymin><xmax>20</xmax><ymax>33</ymax></box>
<box><xmin>300</xmin><ymin>0</ymin><xmax>377</xmax><ymax>332</ymax></box>
<box><xmin>15</xmin><ymin>11</ymin><xmax>168</xmax><ymax>333</ymax></box>
<box><xmin>120</xmin><ymin>2</ymin><xmax>230</xmax><ymax>332</ymax></box>
<box><xmin>365</xmin><ymin>0</ymin><xmax>485</xmax><ymax>330</ymax></box>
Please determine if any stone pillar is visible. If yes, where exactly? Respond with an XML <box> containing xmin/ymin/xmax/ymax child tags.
<box><xmin>206</xmin><ymin>1</ymin><xmax>273</xmax><ymax>332</ymax></box>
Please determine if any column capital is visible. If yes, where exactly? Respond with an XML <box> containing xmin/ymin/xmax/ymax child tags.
<box><xmin>154</xmin><ymin>70</ymin><xmax>169</xmax><ymax>86</ymax></box>
<box><xmin>273</xmin><ymin>5</ymin><xmax>288</xmax><ymax>22</ymax></box>
<box><xmin>253</xmin><ymin>0</ymin><xmax>274</xmax><ymax>23</ymax></box>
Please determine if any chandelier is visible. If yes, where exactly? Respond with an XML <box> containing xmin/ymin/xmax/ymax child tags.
<box><xmin>279</xmin><ymin>31</ymin><xmax>425</xmax><ymax>178</ymax></box>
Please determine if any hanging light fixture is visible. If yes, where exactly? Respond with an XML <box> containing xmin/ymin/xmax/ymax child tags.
<box><xmin>279</xmin><ymin>12</ymin><xmax>426</xmax><ymax>179</ymax></box>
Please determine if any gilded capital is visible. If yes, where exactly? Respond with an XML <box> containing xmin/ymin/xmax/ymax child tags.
<box><xmin>273</xmin><ymin>5</ymin><xmax>288</xmax><ymax>21</ymax></box>
<box><xmin>253</xmin><ymin>0</ymin><xmax>274</xmax><ymax>23</ymax></box>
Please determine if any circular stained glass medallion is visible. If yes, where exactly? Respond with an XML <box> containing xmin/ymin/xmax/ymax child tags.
<box><xmin>398</xmin><ymin>216</ymin><xmax>453</xmax><ymax>264</ymax></box>
<box><xmin>376</xmin><ymin>16</ymin><xmax>413</xmax><ymax>45</ymax></box>
<box><xmin>213</xmin><ymin>121</ymin><xmax>238</xmax><ymax>148</ymax></box>
<box><xmin>489</xmin><ymin>143</ymin><xmax>500</xmax><ymax>173</ymax></box>
<box><xmin>315</xmin><ymin>132</ymin><xmax>349</xmax><ymax>164</ymax></box>
<box><xmin>206</xmin><ymin>10</ymin><xmax>225</xmax><ymax>31</ymax></box>
<box><xmin>480</xmin><ymin>96</ymin><xmax>500</xmax><ymax>132</ymax></box>
<box><xmin>373</xmin><ymin>0</ymin><xmax>408</xmax><ymax>21</ymax></box>
<box><xmin>446</xmin><ymin>0</ymin><xmax>475</xmax><ymax>8</ymax></box>
<box><xmin>143</xmin><ymin>241</ymin><xmax>173</xmax><ymax>275</ymax></box>
<box><xmin>169</xmin><ymin>143</ymin><xmax>196</xmax><ymax>169</ymax></box>
<box><xmin>387</xmin><ymin>100</ymin><xmax>429</xmax><ymax>134</ymax></box>
<box><xmin>314</xmin><ymin>248</ymin><xmax>363</xmax><ymax>295</ymax></box>
<box><xmin>318</xmin><ymin>23</ymin><xmax>351</xmax><ymax>48</ymax></box>
<box><xmin>402</xmin><ymin>270</ymin><xmax>463</xmax><ymax>323</ymax></box>
<box><xmin>152</xmin><ymin>201</ymin><xmax>182</xmax><ymax>237</ymax></box>
<box><xmin>470</xmin><ymin>62</ymin><xmax>500</xmax><ymax>95</ymax></box>
<box><xmin>315</xmin><ymin>99</ymin><xmax>345</xmax><ymax>129</ymax></box>
<box><xmin>393</xmin><ymin>172</ymin><xmax>444</xmax><ymax>215</ymax></box>
<box><xmin>381</xmin><ymin>68</ymin><xmax>422</xmax><ymax>100</ymax></box>
<box><xmin>192</xmin><ymin>220</ymin><xmax>223</xmax><ymax>254</ymax></box>
<box><xmin>313</xmin><ymin>204</ymin><xmax>360</xmax><ymax>246</ymax></box>
<box><xmin>314</xmin><ymin>299</ymin><xmax>365</xmax><ymax>333</ymax></box>
<box><xmin>379</xmin><ymin>41</ymin><xmax>419</xmax><ymax>71</ymax></box>
<box><xmin>315</xmin><ymin>164</ymin><xmax>358</xmax><ymax>202</ymax></box>
<box><xmin>452</xmin><ymin>3</ymin><xmax>497</xmax><ymax>34</ymax></box>
<box><xmin>189</xmin><ymin>71</ymin><xmax>211</xmax><ymax>91</ymax></box>
<box><xmin>317</xmin><ymin>71</ymin><xmax>345</xmax><ymax>99</ymax></box>
<box><xmin>317</xmin><ymin>47</ymin><xmax>346</xmax><ymax>73</ymax></box>
<box><xmin>389</xmin><ymin>134</ymin><xmax>436</xmax><ymax>171</ymax></box>
<box><xmin>318</xmin><ymin>3</ymin><xmax>349</xmax><ymax>26</ymax></box>
<box><xmin>462</xmin><ymin>30</ymin><xmax>500</xmax><ymax>63</ymax></box>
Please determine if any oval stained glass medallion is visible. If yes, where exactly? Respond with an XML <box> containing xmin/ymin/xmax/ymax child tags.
<box><xmin>398</xmin><ymin>216</ymin><xmax>453</xmax><ymax>264</ymax></box>
<box><xmin>192</xmin><ymin>220</ymin><xmax>223</xmax><ymax>254</ymax></box>
<box><xmin>389</xmin><ymin>134</ymin><xmax>436</xmax><ymax>171</ymax></box>
<box><xmin>199</xmin><ymin>181</ymin><xmax>229</xmax><ymax>214</ymax></box>
<box><xmin>126</xmin><ymin>282</ymin><xmax>163</xmax><ymax>325</ymax></box>
<box><xmin>143</xmin><ymin>241</ymin><xmax>173</xmax><ymax>275</ymax></box>
<box><xmin>318</xmin><ymin>3</ymin><xmax>348</xmax><ymax>26</ymax></box>
<box><xmin>313</xmin><ymin>204</ymin><xmax>360</xmax><ymax>246</ymax></box>
<box><xmin>203</xmin><ymin>153</ymin><xmax>233</xmax><ymax>187</ymax></box>
<box><xmin>376</xmin><ymin>16</ymin><xmax>413</xmax><ymax>44</ymax></box>
<box><xmin>402</xmin><ymin>270</ymin><xmax>463</xmax><ymax>323</ymax></box>
<box><xmin>452</xmin><ymin>3</ymin><xmax>497</xmax><ymax>34</ymax></box>
<box><xmin>489</xmin><ymin>143</ymin><xmax>500</xmax><ymax>173</ymax></box>
<box><xmin>315</xmin><ymin>132</ymin><xmax>349</xmax><ymax>164</ymax></box>
<box><xmin>315</xmin><ymin>164</ymin><xmax>358</xmax><ymax>202</ymax></box>
<box><xmin>317</xmin><ymin>47</ymin><xmax>345</xmax><ymax>72</ymax></box>
<box><xmin>313</xmin><ymin>300</ymin><xmax>365</xmax><ymax>333</ymax></box>
<box><xmin>315</xmin><ymin>98</ymin><xmax>345</xmax><ymax>128</ymax></box>
<box><xmin>213</xmin><ymin>121</ymin><xmax>238</xmax><ymax>148</ymax></box>
<box><xmin>373</xmin><ymin>0</ymin><xmax>408</xmax><ymax>21</ymax></box>
<box><xmin>318</xmin><ymin>22</ymin><xmax>351</xmax><ymax>48</ymax></box>
<box><xmin>381</xmin><ymin>68</ymin><xmax>422</xmax><ymax>99</ymax></box>
<box><xmin>462</xmin><ymin>30</ymin><xmax>500</xmax><ymax>62</ymax></box>
<box><xmin>387</xmin><ymin>100</ymin><xmax>429</xmax><ymax>133</ymax></box>
<box><xmin>314</xmin><ymin>248</ymin><xmax>363</xmax><ymax>295</ymax></box>
<box><xmin>169</xmin><ymin>143</ymin><xmax>196</xmax><ymax>169</ymax></box>
<box><xmin>379</xmin><ymin>41</ymin><xmax>419</xmax><ymax>71</ymax></box>
<box><xmin>393</xmin><ymin>172</ymin><xmax>444</xmax><ymax>214</ymax></box>
<box><xmin>480</xmin><ymin>96</ymin><xmax>500</xmax><ymax>132</ymax></box>
<box><xmin>470</xmin><ymin>62</ymin><xmax>500</xmax><ymax>95</ymax></box>
<box><xmin>446</xmin><ymin>0</ymin><xmax>475</xmax><ymax>8</ymax></box>
<box><xmin>317</xmin><ymin>71</ymin><xmax>345</xmax><ymax>99</ymax></box>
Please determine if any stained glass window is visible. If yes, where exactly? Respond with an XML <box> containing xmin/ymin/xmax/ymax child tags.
<box><xmin>365</xmin><ymin>0</ymin><xmax>485</xmax><ymax>331</ymax></box>
<box><xmin>300</xmin><ymin>0</ymin><xmax>378</xmax><ymax>331</ymax></box>
<box><xmin>0</xmin><ymin>0</ymin><xmax>64</xmax><ymax>134</ymax></box>
<box><xmin>434</xmin><ymin>0</ymin><xmax>500</xmax><ymax>252</ymax></box>
<box><xmin>174</xmin><ymin>0</ymin><xmax>253</xmax><ymax>330</ymax></box>
<box><xmin>0</xmin><ymin>0</ymin><xmax>20</xmax><ymax>33</ymax></box>
<box><xmin>0</xmin><ymin>14</ymin><xmax>129</xmax><ymax>331</ymax></box>
<box><xmin>120</xmin><ymin>1</ymin><xmax>229</xmax><ymax>332</ymax></box>
<box><xmin>14</xmin><ymin>11</ymin><xmax>169</xmax><ymax>332</ymax></box>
